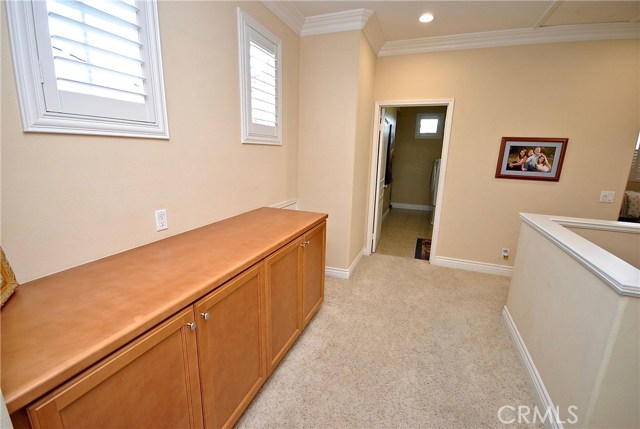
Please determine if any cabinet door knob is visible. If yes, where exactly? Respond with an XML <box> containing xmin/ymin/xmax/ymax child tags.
<box><xmin>186</xmin><ymin>322</ymin><xmax>197</xmax><ymax>331</ymax></box>
<box><xmin>305</xmin><ymin>240</ymin><xmax>310</xmax><ymax>246</ymax></box>
<box><xmin>201</xmin><ymin>312</ymin><xmax>210</xmax><ymax>320</ymax></box>
<box><xmin>299</xmin><ymin>242</ymin><xmax>306</xmax><ymax>248</ymax></box>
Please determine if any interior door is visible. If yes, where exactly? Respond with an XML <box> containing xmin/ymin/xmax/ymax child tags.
<box><xmin>372</xmin><ymin>109</ymin><xmax>391</xmax><ymax>252</ymax></box>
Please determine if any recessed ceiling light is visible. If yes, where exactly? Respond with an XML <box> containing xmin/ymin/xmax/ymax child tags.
<box><xmin>419</xmin><ymin>13</ymin><xmax>434</xmax><ymax>23</ymax></box>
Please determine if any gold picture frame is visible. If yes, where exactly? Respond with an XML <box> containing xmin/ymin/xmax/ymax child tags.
<box><xmin>1</xmin><ymin>247</ymin><xmax>19</xmax><ymax>307</ymax></box>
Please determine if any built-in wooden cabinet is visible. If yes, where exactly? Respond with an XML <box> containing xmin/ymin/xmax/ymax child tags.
<box><xmin>265</xmin><ymin>222</ymin><xmax>326</xmax><ymax>375</ymax></box>
<box><xmin>27</xmin><ymin>309</ymin><xmax>204</xmax><ymax>429</ymax></box>
<box><xmin>265</xmin><ymin>237</ymin><xmax>303</xmax><ymax>374</ymax></box>
<box><xmin>195</xmin><ymin>263</ymin><xmax>267</xmax><ymax>429</ymax></box>
<box><xmin>302</xmin><ymin>223</ymin><xmax>326</xmax><ymax>328</ymax></box>
<box><xmin>2</xmin><ymin>208</ymin><xmax>326</xmax><ymax>429</ymax></box>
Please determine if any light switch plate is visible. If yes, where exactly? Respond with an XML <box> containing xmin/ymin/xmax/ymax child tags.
<box><xmin>599</xmin><ymin>191</ymin><xmax>615</xmax><ymax>203</ymax></box>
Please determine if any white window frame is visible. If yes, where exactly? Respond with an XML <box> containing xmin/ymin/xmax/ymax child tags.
<box><xmin>415</xmin><ymin>112</ymin><xmax>444</xmax><ymax>140</ymax></box>
<box><xmin>5</xmin><ymin>0</ymin><xmax>169</xmax><ymax>139</ymax></box>
<box><xmin>237</xmin><ymin>8</ymin><xmax>282</xmax><ymax>145</ymax></box>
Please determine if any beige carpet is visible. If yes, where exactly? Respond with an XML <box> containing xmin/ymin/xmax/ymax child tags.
<box><xmin>237</xmin><ymin>254</ymin><xmax>542</xmax><ymax>428</ymax></box>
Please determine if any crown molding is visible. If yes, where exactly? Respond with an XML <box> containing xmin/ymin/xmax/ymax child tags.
<box><xmin>362</xmin><ymin>12</ymin><xmax>384</xmax><ymax>54</ymax></box>
<box><xmin>379</xmin><ymin>22</ymin><xmax>640</xmax><ymax>56</ymax></box>
<box><xmin>301</xmin><ymin>8</ymin><xmax>373</xmax><ymax>37</ymax></box>
<box><xmin>261</xmin><ymin>1</ymin><xmax>305</xmax><ymax>35</ymax></box>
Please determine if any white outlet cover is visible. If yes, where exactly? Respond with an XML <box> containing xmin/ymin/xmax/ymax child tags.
<box><xmin>155</xmin><ymin>209</ymin><xmax>168</xmax><ymax>231</ymax></box>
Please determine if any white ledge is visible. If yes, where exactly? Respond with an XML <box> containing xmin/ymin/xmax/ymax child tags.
<box><xmin>520</xmin><ymin>213</ymin><xmax>640</xmax><ymax>298</ymax></box>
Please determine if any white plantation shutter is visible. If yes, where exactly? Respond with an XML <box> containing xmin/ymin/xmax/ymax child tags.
<box><xmin>6</xmin><ymin>0</ymin><xmax>168</xmax><ymax>138</ymax></box>
<box><xmin>238</xmin><ymin>9</ymin><xmax>282</xmax><ymax>145</ymax></box>
<box><xmin>35</xmin><ymin>0</ymin><xmax>152</xmax><ymax>121</ymax></box>
<box><xmin>249</xmin><ymin>33</ymin><xmax>278</xmax><ymax>129</ymax></box>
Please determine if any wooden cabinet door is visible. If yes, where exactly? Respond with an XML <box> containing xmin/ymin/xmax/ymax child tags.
<box><xmin>265</xmin><ymin>237</ymin><xmax>302</xmax><ymax>375</ymax></box>
<box><xmin>302</xmin><ymin>222</ymin><xmax>326</xmax><ymax>328</ymax></box>
<box><xmin>194</xmin><ymin>263</ymin><xmax>266</xmax><ymax>429</ymax></box>
<box><xmin>27</xmin><ymin>309</ymin><xmax>203</xmax><ymax>429</ymax></box>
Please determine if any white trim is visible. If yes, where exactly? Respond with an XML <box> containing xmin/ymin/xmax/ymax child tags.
<box><xmin>379</xmin><ymin>22</ymin><xmax>640</xmax><ymax>57</ymax></box>
<box><xmin>390</xmin><ymin>203</ymin><xmax>432</xmax><ymax>212</ymax></box>
<box><xmin>366</xmin><ymin>99</ymin><xmax>454</xmax><ymax>264</ymax></box>
<box><xmin>301</xmin><ymin>9</ymin><xmax>373</xmax><ymax>37</ymax></box>
<box><xmin>362</xmin><ymin>12</ymin><xmax>384</xmax><ymax>55</ymax></box>
<box><xmin>520</xmin><ymin>213</ymin><xmax>640</xmax><ymax>297</ymax></box>
<box><xmin>430</xmin><ymin>256</ymin><xmax>513</xmax><ymax>277</ymax></box>
<box><xmin>325</xmin><ymin>266</ymin><xmax>350</xmax><ymax>279</ymax></box>
<box><xmin>270</xmin><ymin>199</ymin><xmax>298</xmax><ymax>210</ymax></box>
<box><xmin>325</xmin><ymin>248</ymin><xmax>364</xmax><ymax>280</ymax></box>
<box><xmin>261</xmin><ymin>2</ymin><xmax>638</xmax><ymax>56</ymax></box>
<box><xmin>261</xmin><ymin>1</ymin><xmax>305</xmax><ymax>35</ymax></box>
<box><xmin>238</xmin><ymin>8</ymin><xmax>283</xmax><ymax>146</ymax></box>
<box><xmin>502</xmin><ymin>306</ymin><xmax>563</xmax><ymax>429</ymax></box>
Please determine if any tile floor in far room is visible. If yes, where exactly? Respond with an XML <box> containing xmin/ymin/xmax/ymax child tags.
<box><xmin>375</xmin><ymin>208</ymin><xmax>433</xmax><ymax>259</ymax></box>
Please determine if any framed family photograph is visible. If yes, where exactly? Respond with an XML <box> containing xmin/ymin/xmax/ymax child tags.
<box><xmin>495</xmin><ymin>137</ymin><xmax>568</xmax><ymax>182</ymax></box>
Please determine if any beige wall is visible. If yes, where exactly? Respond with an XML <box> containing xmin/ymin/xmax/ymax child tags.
<box><xmin>392</xmin><ymin>106</ymin><xmax>446</xmax><ymax>207</ymax></box>
<box><xmin>375</xmin><ymin>40</ymin><xmax>639</xmax><ymax>266</ymax></box>
<box><xmin>3</xmin><ymin>7</ymin><xmax>639</xmax><ymax>280</ymax></box>
<box><xmin>1</xmin><ymin>1</ymin><xmax>300</xmax><ymax>282</ymax></box>
<box><xmin>507</xmin><ymin>222</ymin><xmax>640</xmax><ymax>428</ymax></box>
<box><xmin>567</xmin><ymin>227</ymin><xmax>640</xmax><ymax>269</ymax></box>
<box><xmin>587</xmin><ymin>299</ymin><xmax>640</xmax><ymax>428</ymax></box>
<box><xmin>349</xmin><ymin>33</ymin><xmax>377</xmax><ymax>263</ymax></box>
<box><xmin>297</xmin><ymin>31</ymin><xmax>361</xmax><ymax>269</ymax></box>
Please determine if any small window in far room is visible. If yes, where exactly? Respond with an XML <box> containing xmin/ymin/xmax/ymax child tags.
<box><xmin>415</xmin><ymin>112</ymin><xmax>444</xmax><ymax>140</ymax></box>
<box><xmin>237</xmin><ymin>8</ymin><xmax>282</xmax><ymax>145</ymax></box>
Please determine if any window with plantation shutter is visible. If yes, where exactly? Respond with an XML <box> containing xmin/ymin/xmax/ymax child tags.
<box><xmin>6</xmin><ymin>0</ymin><xmax>168</xmax><ymax>138</ymax></box>
<box><xmin>238</xmin><ymin>9</ymin><xmax>282</xmax><ymax>145</ymax></box>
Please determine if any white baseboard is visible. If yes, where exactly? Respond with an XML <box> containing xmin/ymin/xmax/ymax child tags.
<box><xmin>325</xmin><ymin>248</ymin><xmax>365</xmax><ymax>280</ymax></box>
<box><xmin>390</xmin><ymin>202</ymin><xmax>432</xmax><ymax>211</ymax></box>
<box><xmin>270</xmin><ymin>199</ymin><xmax>298</xmax><ymax>210</ymax></box>
<box><xmin>430</xmin><ymin>255</ymin><xmax>512</xmax><ymax>277</ymax></box>
<box><xmin>325</xmin><ymin>266</ymin><xmax>349</xmax><ymax>279</ymax></box>
<box><xmin>502</xmin><ymin>306</ymin><xmax>562</xmax><ymax>429</ymax></box>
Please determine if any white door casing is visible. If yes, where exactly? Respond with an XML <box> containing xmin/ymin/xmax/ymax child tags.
<box><xmin>366</xmin><ymin>99</ymin><xmax>455</xmax><ymax>261</ymax></box>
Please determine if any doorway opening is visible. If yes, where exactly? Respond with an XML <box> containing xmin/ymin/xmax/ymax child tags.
<box><xmin>366</xmin><ymin>99</ymin><xmax>454</xmax><ymax>261</ymax></box>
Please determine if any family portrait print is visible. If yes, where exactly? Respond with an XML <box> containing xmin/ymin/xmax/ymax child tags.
<box><xmin>495</xmin><ymin>137</ymin><xmax>568</xmax><ymax>182</ymax></box>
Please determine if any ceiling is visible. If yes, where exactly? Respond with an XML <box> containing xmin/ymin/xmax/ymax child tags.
<box><xmin>282</xmin><ymin>1</ymin><xmax>640</xmax><ymax>42</ymax></box>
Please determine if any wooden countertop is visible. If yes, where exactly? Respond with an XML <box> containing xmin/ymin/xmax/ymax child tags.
<box><xmin>1</xmin><ymin>207</ymin><xmax>327</xmax><ymax>413</ymax></box>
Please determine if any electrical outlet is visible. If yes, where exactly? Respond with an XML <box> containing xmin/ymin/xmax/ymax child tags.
<box><xmin>599</xmin><ymin>191</ymin><xmax>615</xmax><ymax>203</ymax></box>
<box><xmin>155</xmin><ymin>209</ymin><xmax>168</xmax><ymax>231</ymax></box>
<box><xmin>501</xmin><ymin>248</ymin><xmax>510</xmax><ymax>259</ymax></box>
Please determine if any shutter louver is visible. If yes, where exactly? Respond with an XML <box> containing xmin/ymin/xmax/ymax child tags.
<box><xmin>249</xmin><ymin>39</ymin><xmax>277</xmax><ymax>128</ymax></box>
<box><xmin>238</xmin><ymin>9</ymin><xmax>281</xmax><ymax>145</ymax></box>
<box><xmin>45</xmin><ymin>0</ymin><xmax>146</xmax><ymax>104</ymax></box>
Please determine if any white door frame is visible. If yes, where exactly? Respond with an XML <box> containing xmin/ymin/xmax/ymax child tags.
<box><xmin>365</xmin><ymin>98</ymin><xmax>455</xmax><ymax>261</ymax></box>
